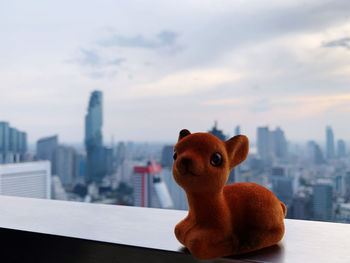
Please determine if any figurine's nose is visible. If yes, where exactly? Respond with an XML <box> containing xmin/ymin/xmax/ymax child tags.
<box><xmin>180</xmin><ymin>157</ymin><xmax>192</xmax><ymax>170</ymax></box>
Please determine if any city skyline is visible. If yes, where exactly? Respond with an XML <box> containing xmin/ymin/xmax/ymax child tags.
<box><xmin>1</xmin><ymin>90</ymin><xmax>350</xmax><ymax>224</ymax></box>
<box><xmin>2</xmin><ymin>1</ymin><xmax>350</xmax><ymax>143</ymax></box>
<box><xmin>22</xmin><ymin>121</ymin><xmax>350</xmax><ymax>150</ymax></box>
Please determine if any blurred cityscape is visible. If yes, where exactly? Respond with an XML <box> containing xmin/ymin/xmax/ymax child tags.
<box><xmin>1</xmin><ymin>90</ymin><xmax>350</xmax><ymax>223</ymax></box>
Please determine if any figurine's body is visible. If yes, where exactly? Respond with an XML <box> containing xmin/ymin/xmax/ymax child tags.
<box><xmin>172</xmin><ymin>130</ymin><xmax>286</xmax><ymax>260</ymax></box>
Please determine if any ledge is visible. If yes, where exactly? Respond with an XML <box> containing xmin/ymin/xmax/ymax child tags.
<box><xmin>0</xmin><ymin>196</ymin><xmax>349</xmax><ymax>262</ymax></box>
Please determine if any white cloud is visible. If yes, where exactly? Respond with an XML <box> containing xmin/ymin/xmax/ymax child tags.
<box><xmin>2</xmin><ymin>0</ymin><xmax>350</xmax><ymax>143</ymax></box>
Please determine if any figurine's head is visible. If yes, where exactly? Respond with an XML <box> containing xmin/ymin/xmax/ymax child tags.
<box><xmin>172</xmin><ymin>129</ymin><xmax>249</xmax><ymax>193</ymax></box>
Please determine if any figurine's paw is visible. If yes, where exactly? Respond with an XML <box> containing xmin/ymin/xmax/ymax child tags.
<box><xmin>187</xmin><ymin>235</ymin><xmax>208</xmax><ymax>259</ymax></box>
<box><xmin>186</xmin><ymin>230</ymin><xmax>236</xmax><ymax>259</ymax></box>
<box><xmin>174</xmin><ymin>224</ymin><xmax>185</xmax><ymax>244</ymax></box>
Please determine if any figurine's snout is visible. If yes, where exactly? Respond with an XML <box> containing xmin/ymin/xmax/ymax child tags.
<box><xmin>180</xmin><ymin>157</ymin><xmax>192</xmax><ymax>169</ymax></box>
<box><xmin>176</xmin><ymin>156</ymin><xmax>197</xmax><ymax>176</ymax></box>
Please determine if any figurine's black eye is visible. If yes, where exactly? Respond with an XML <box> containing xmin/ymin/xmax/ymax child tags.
<box><xmin>210</xmin><ymin>152</ymin><xmax>222</xmax><ymax>166</ymax></box>
<box><xmin>173</xmin><ymin>152</ymin><xmax>178</xmax><ymax>160</ymax></box>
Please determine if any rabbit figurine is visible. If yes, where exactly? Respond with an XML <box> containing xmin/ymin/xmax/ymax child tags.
<box><xmin>172</xmin><ymin>129</ymin><xmax>286</xmax><ymax>259</ymax></box>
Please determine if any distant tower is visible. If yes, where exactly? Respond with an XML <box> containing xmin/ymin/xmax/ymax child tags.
<box><xmin>85</xmin><ymin>91</ymin><xmax>105</xmax><ymax>183</ymax></box>
<box><xmin>272</xmin><ymin>127</ymin><xmax>288</xmax><ymax>161</ymax></box>
<box><xmin>54</xmin><ymin>145</ymin><xmax>76</xmax><ymax>186</ymax></box>
<box><xmin>37</xmin><ymin>135</ymin><xmax>58</xmax><ymax>174</ymax></box>
<box><xmin>326</xmin><ymin>126</ymin><xmax>335</xmax><ymax>159</ymax></box>
<box><xmin>234</xmin><ymin>125</ymin><xmax>241</xmax><ymax>136</ymax></box>
<box><xmin>337</xmin><ymin>139</ymin><xmax>346</xmax><ymax>158</ymax></box>
<box><xmin>208</xmin><ymin>121</ymin><xmax>226</xmax><ymax>141</ymax></box>
<box><xmin>307</xmin><ymin>141</ymin><xmax>325</xmax><ymax>165</ymax></box>
<box><xmin>257</xmin><ymin>126</ymin><xmax>272</xmax><ymax>164</ymax></box>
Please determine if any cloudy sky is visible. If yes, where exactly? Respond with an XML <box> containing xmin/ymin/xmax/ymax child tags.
<box><xmin>1</xmin><ymin>0</ymin><xmax>350</xmax><ymax>145</ymax></box>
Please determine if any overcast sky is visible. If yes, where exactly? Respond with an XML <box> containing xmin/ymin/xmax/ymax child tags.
<box><xmin>1</xmin><ymin>0</ymin><xmax>350</xmax><ymax>145</ymax></box>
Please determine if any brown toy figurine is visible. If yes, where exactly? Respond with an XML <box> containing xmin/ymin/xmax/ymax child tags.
<box><xmin>172</xmin><ymin>129</ymin><xmax>286</xmax><ymax>260</ymax></box>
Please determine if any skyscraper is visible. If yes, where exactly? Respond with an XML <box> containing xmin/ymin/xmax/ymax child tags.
<box><xmin>337</xmin><ymin>139</ymin><xmax>346</xmax><ymax>158</ymax></box>
<box><xmin>257</xmin><ymin>126</ymin><xmax>272</xmax><ymax>164</ymax></box>
<box><xmin>307</xmin><ymin>141</ymin><xmax>325</xmax><ymax>165</ymax></box>
<box><xmin>85</xmin><ymin>90</ymin><xmax>105</xmax><ymax>183</ymax></box>
<box><xmin>0</xmin><ymin>122</ymin><xmax>27</xmax><ymax>164</ymax></box>
<box><xmin>36</xmin><ymin>135</ymin><xmax>58</xmax><ymax>174</ymax></box>
<box><xmin>54</xmin><ymin>145</ymin><xmax>76</xmax><ymax>186</ymax></box>
<box><xmin>326</xmin><ymin>126</ymin><xmax>335</xmax><ymax>159</ymax></box>
<box><xmin>208</xmin><ymin>121</ymin><xmax>226</xmax><ymax>141</ymax></box>
<box><xmin>272</xmin><ymin>127</ymin><xmax>288</xmax><ymax>161</ymax></box>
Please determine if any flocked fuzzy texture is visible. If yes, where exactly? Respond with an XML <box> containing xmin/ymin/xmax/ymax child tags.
<box><xmin>172</xmin><ymin>129</ymin><xmax>286</xmax><ymax>260</ymax></box>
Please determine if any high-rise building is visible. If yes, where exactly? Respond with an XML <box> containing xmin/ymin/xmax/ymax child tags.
<box><xmin>307</xmin><ymin>141</ymin><xmax>325</xmax><ymax>165</ymax></box>
<box><xmin>257</xmin><ymin>127</ymin><xmax>272</xmax><ymax>164</ymax></box>
<box><xmin>0</xmin><ymin>161</ymin><xmax>51</xmax><ymax>199</ymax></box>
<box><xmin>54</xmin><ymin>145</ymin><xmax>76</xmax><ymax>186</ymax></box>
<box><xmin>208</xmin><ymin>121</ymin><xmax>226</xmax><ymax>141</ymax></box>
<box><xmin>162</xmin><ymin>167</ymin><xmax>188</xmax><ymax>210</ymax></box>
<box><xmin>36</xmin><ymin>135</ymin><xmax>58</xmax><ymax>174</ymax></box>
<box><xmin>0</xmin><ymin>122</ymin><xmax>27</xmax><ymax>164</ymax></box>
<box><xmin>337</xmin><ymin>139</ymin><xmax>346</xmax><ymax>158</ymax></box>
<box><xmin>133</xmin><ymin>161</ymin><xmax>173</xmax><ymax>209</ymax></box>
<box><xmin>18</xmin><ymin>131</ymin><xmax>27</xmax><ymax>157</ymax></box>
<box><xmin>312</xmin><ymin>184</ymin><xmax>333</xmax><ymax>221</ymax></box>
<box><xmin>0</xmin><ymin>122</ymin><xmax>10</xmax><ymax>163</ymax></box>
<box><xmin>257</xmin><ymin>126</ymin><xmax>288</xmax><ymax>164</ymax></box>
<box><xmin>85</xmin><ymin>90</ymin><xmax>105</xmax><ymax>183</ymax></box>
<box><xmin>326</xmin><ymin>126</ymin><xmax>335</xmax><ymax>159</ymax></box>
<box><xmin>271</xmin><ymin>127</ymin><xmax>288</xmax><ymax>161</ymax></box>
<box><xmin>9</xmin><ymin>128</ymin><xmax>19</xmax><ymax>157</ymax></box>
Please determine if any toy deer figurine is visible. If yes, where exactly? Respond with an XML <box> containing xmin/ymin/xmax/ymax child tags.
<box><xmin>172</xmin><ymin>129</ymin><xmax>286</xmax><ymax>259</ymax></box>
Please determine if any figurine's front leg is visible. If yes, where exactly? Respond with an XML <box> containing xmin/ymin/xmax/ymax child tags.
<box><xmin>185</xmin><ymin>227</ymin><xmax>236</xmax><ymax>260</ymax></box>
<box><xmin>174</xmin><ymin>216</ymin><xmax>193</xmax><ymax>245</ymax></box>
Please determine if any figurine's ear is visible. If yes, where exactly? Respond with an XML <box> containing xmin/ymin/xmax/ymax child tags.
<box><xmin>178</xmin><ymin>129</ymin><xmax>191</xmax><ymax>141</ymax></box>
<box><xmin>225</xmin><ymin>135</ymin><xmax>249</xmax><ymax>168</ymax></box>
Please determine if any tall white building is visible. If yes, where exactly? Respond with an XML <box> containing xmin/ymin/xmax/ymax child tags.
<box><xmin>162</xmin><ymin>168</ymin><xmax>188</xmax><ymax>210</ymax></box>
<box><xmin>0</xmin><ymin>161</ymin><xmax>51</xmax><ymax>199</ymax></box>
